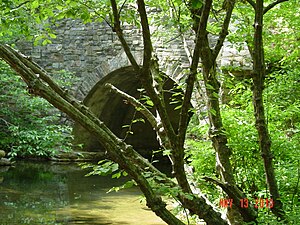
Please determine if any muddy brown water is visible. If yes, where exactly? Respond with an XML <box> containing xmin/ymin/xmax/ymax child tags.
<box><xmin>0</xmin><ymin>161</ymin><xmax>166</xmax><ymax>225</ymax></box>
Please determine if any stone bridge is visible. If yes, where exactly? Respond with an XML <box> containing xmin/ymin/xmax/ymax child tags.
<box><xmin>17</xmin><ymin>19</ymin><xmax>251</xmax><ymax>158</ymax></box>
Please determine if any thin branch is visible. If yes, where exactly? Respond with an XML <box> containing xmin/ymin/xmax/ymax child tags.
<box><xmin>136</xmin><ymin>0</ymin><xmax>153</xmax><ymax>70</ymax></box>
<box><xmin>136</xmin><ymin>0</ymin><xmax>177</xmax><ymax>142</ymax></box>
<box><xmin>78</xmin><ymin>1</ymin><xmax>113</xmax><ymax>29</ymax></box>
<box><xmin>165</xmin><ymin>33</ymin><xmax>182</xmax><ymax>44</ymax></box>
<box><xmin>0</xmin><ymin>118</ymin><xmax>13</xmax><ymax>127</ymax></box>
<box><xmin>198</xmin><ymin>0</ymin><xmax>212</xmax><ymax>36</ymax></box>
<box><xmin>181</xmin><ymin>34</ymin><xmax>193</xmax><ymax>65</ymax></box>
<box><xmin>213</xmin><ymin>0</ymin><xmax>236</xmax><ymax>61</ymax></box>
<box><xmin>169</xmin><ymin>0</ymin><xmax>180</xmax><ymax>23</ymax></box>
<box><xmin>174</xmin><ymin>0</ymin><xmax>213</xmax><ymax>197</ymax></box>
<box><xmin>9</xmin><ymin>0</ymin><xmax>30</xmax><ymax>12</ymax></box>
<box><xmin>105</xmin><ymin>83</ymin><xmax>158</xmax><ymax>131</ymax></box>
<box><xmin>178</xmin><ymin>0</ymin><xmax>212</xmax><ymax>147</ymax></box>
<box><xmin>110</xmin><ymin>0</ymin><xmax>140</xmax><ymax>71</ymax></box>
<box><xmin>263</xmin><ymin>0</ymin><xmax>289</xmax><ymax>14</ymax></box>
<box><xmin>106</xmin><ymin>83</ymin><xmax>171</xmax><ymax>148</ymax></box>
<box><xmin>245</xmin><ymin>0</ymin><xmax>256</xmax><ymax>9</ymax></box>
<box><xmin>118</xmin><ymin>0</ymin><xmax>128</xmax><ymax>16</ymax></box>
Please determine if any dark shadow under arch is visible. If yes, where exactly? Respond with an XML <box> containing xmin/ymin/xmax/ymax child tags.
<box><xmin>73</xmin><ymin>66</ymin><xmax>185</xmax><ymax>159</ymax></box>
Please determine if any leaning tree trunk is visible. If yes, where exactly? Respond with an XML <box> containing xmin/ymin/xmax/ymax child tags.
<box><xmin>251</xmin><ymin>0</ymin><xmax>285</xmax><ymax>220</ymax></box>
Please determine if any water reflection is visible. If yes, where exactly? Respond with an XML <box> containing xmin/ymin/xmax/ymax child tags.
<box><xmin>0</xmin><ymin>161</ymin><xmax>165</xmax><ymax>225</ymax></box>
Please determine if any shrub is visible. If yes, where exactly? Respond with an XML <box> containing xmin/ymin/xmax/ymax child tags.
<box><xmin>0</xmin><ymin>60</ymin><xmax>73</xmax><ymax>158</ymax></box>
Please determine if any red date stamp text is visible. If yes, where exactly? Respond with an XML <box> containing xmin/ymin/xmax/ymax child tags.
<box><xmin>219</xmin><ymin>198</ymin><xmax>274</xmax><ymax>209</ymax></box>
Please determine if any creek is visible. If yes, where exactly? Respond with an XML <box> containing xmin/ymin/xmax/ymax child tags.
<box><xmin>0</xmin><ymin>161</ymin><xmax>166</xmax><ymax>225</ymax></box>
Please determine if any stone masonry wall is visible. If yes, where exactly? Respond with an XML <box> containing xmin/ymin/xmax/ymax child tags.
<box><xmin>17</xmin><ymin>19</ymin><xmax>251</xmax><ymax>100</ymax></box>
<box><xmin>17</xmin><ymin>20</ymin><xmax>193</xmax><ymax>100</ymax></box>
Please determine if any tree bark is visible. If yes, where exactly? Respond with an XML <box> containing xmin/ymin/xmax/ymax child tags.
<box><xmin>250</xmin><ymin>0</ymin><xmax>286</xmax><ymax>220</ymax></box>
<box><xmin>136</xmin><ymin>0</ymin><xmax>194</xmax><ymax>195</ymax></box>
<box><xmin>189</xmin><ymin>0</ymin><xmax>258</xmax><ymax>223</ymax></box>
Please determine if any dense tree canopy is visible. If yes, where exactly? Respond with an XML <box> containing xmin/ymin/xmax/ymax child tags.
<box><xmin>0</xmin><ymin>0</ymin><xmax>299</xmax><ymax>224</ymax></box>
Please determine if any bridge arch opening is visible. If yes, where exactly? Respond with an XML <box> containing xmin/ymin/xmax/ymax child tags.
<box><xmin>73</xmin><ymin>66</ymin><xmax>183</xmax><ymax>159</ymax></box>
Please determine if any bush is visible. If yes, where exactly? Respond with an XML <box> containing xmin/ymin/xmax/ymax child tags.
<box><xmin>186</xmin><ymin>61</ymin><xmax>300</xmax><ymax>223</ymax></box>
<box><xmin>0</xmin><ymin>60</ymin><xmax>74</xmax><ymax>158</ymax></box>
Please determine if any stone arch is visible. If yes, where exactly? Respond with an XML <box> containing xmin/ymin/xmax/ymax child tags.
<box><xmin>72</xmin><ymin>66</ymin><xmax>183</xmax><ymax>159</ymax></box>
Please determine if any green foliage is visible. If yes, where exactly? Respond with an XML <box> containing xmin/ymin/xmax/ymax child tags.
<box><xmin>0</xmin><ymin>60</ymin><xmax>73</xmax><ymax>158</ymax></box>
<box><xmin>263</xmin><ymin>0</ymin><xmax>300</xmax><ymax>64</ymax></box>
<box><xmin>0</xmin><ymin>0</ymin><xmax>114</xmax><ymax>45</ymax></box>
<box><xmin>185</xmin><ymin>116</ymin><xmax>221</xmax><ymax>202</ymax></box>
<box><xmin>187</xmin><ymin>56</ymin><xmax>300</xmax><ymax>222</ymax></box>
<box><xmin>83</xmin><ymin>160</ymin><xmax>120</xmax><ymax>177</ymax></box>
<box><xmin>81</xmin><ymin>159</ymin><xmax>136</xmax><ymax>193</ymax></box>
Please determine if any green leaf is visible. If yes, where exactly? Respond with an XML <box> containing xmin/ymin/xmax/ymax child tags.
<box><xmin>209</xmin><ymin>108</ymin><xmax>216</xmax><ymax>116</ymax></box>
<box><xmin>107</xmin><ymin>180</ymin><xmax>136</xmax><ymax>193</ymax></box>
<box><xmin>112</xmin><ymin>171</ymin><xmax>122</xmax><ymax>179</ymax></box>
<box><xmin>132</xmin><ymin>118</ymin><xmax>145</xmax><ymax>123</ymax></box>
<box><xmin>42</xmin><ymin>39</ymin><xmax>52</xmax><ymax>46</ymax></box>
<box><xmin>206</xmin><ymin>84</ymin><xmax>215</xmax><ymax>90</ymax></box>
<box><xmin>191</xmin><ymin>0</ymin><xmax>203</xmax><ymax>9</ymax></box>
<box><xmin>32</xmin><ymin>0</ymin><xmax>40</xmax><ymax>9</ymax></box>
<box><xmin>146</xmin><ymin>99</ymin><xmax>154</xmax><ymax>107</ymax></box>
<box><xmin>212</xmin><ymin>92</ymin><xmax>219</xmax><ymax>99</ymax></box>
<box><xmin>49</xmin><ymin>33</ymin><xmax>57</xmax><ymax>39</ymax></box>
<box><xmin>174</xmin><ymin>105</ymin><xmax>182</xmax><ymax>110</ymax></box>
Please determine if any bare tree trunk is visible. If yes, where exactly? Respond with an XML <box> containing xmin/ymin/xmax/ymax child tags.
<box><xmin>190</xmin><ymin>0</ymin><xmax>258</xmax><ymax>223</ymax></box>
<box><xmin>250</xmin><ymin>0</ymin><xmax>286</xmax><ymax>220</ymax></box>
<box><xmin>202</xmin><ymin>59</ymin><xmax>245</xmax><ymax>225</ymax></box>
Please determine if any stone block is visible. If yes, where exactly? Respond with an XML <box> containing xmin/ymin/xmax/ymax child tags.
<box><xmin>47</xmin><ymin>44</ymin><xmax>63</xmax><ymax>52</ymax></box>
<box><xmin>52</xmin><ymin>63</ymin><xmax>61</xmax><ymax>69</ymax></box>
<box><xmin>0</xmin><ymin>158</ymin><xmax>11</xmax><ymax>166</ymax></box>
<box><xmin>0</xmin><ymin>150</ymin><xmax>5</xmax><ymax>158</ymax></box>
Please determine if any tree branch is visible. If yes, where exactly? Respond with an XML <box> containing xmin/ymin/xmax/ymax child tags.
<box><xmin>111</xmin><ymin>0</ymin><xmax>165</xmax><ymax>128</ymax></box>
<box><xmin>136</xmin><ymin>0</ymin><xmax>152</xmax><ymax>70</ymax></box>
<box><xmin>9</xmin><ymin>1</ymin><xmax>30</xmax><ymax>12</ymax></box>
<box><xmin>251</xmin><ymin>0</ymin><xmax>286</xmax><ymax>220</ymax></box>
<box><xmin>110</xmin><ymin>0</ymin><xmax>140</xmax><ymax>71</ymax></box>
<box><xmin>136</xmin><ymin>0</ymin><xmax>195</xmax><ymax>195</ymax></box>
<box><xmin>0</xmin><ymin>118</ymin><xmax>13</xmax><ymax>127</ymax></box>
<box><xmin>78</xmin><ymin>1</ymin><xmax>114</xmax><ymax>29</ymax></box>
<box><xmin>136</xmin><ymin>0</ymin><xmax>177</xmax><ymax>142</ymax></box>
<box><xmin>105</xmin><ymin>83</ymin><xmax>158</xmax><ymax>131</ymax></box>
<box><xmin>177</xmin><ymin>0</ymin><xmax>212</xmax><ymax>147</ymax></box>
<box><xmin>178</xmin><ymin>0</ymin><xmax>212</xmax><ymax>142</ymax></box>
<box><xmin>177</xmin><ymin>0</ymin><xmax>216</xmax><ymax>147</ymax></box>
<box><xmin>263</xmin><ymin>0</ymin><xmax>289</xmax><ymax>14</ymax></box>
<box><xmin>118</xmin><ymin>0</ymin><xmax>128</xmax><ymax>16</ymax></box>
<box><xmin>245</xmin><ymin>0</ymin><xmax>256</xmax><ymax>9</ymax></box>
<box><xmin>203</xmin><ymin>176</ymin><xmax>258</xmax><ymax>222</ymax></box>
<box><xmin>213</xmin><ymin>0</ymin><xmax>236</xmax><ymax>61</ymax></box>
